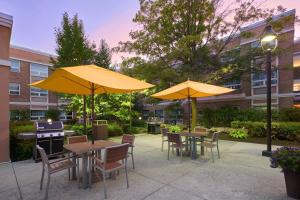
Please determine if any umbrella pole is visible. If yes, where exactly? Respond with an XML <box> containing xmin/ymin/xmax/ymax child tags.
<box><xmin>188</xmin><ymin>89</ymin><xmax>191</xmax><ymax>133</ymax></box>
<box><xmin>91</xmin><ymin>83</ymin><xmax>95</xmax><ymax>144</ymax></box>
<box><xmin>83</xmin><ymin>95</ymin><xmax>87</xmax><ymax>133</ymax></box>
<box><xmin>129</xmin><ymin>92</ymin><xmax>132</xmax><ymax>133</ymax></box>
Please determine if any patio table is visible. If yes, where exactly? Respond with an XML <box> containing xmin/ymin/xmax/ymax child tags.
<box><xmin>181</xmin><ymin>131</ymin><xmax>208</xmax><ymax>159</ymax></box>
<box><xmin>64</xmin><ymin>140</ymin><xmax>119</xmax><ymax>189</ymax></box>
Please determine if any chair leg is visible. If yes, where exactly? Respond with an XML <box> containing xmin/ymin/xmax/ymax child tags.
<box><xmin>76</xmin><ymin>159</ymin><xmax>80</xmax><ymax>188</ymax></box>
<box><xmin>88</xmin><ymin>158</ymin><xmax>92</xmax><ymax>187</ymax></box>
<box><xmin>45</xmin><ymin>174</ymin><xmax>51</xmax><ymax>200</ymax></box>
<box><xmin>180</xmin><ymin>148</ymin><xmax>183</xmax><ymax>162</ymax></box>
<box><xmin>68</xmin><ymin>168</ymin><xmax>70</xmax><ymax>181</ymax></box>
<box><xmin>217</xmin><ymin>144</ymin><xmax>220</xmax><ymax>159</ymax></box>
<box><xmin>211</xmin><ymin>148</ymin><xmax>214</xmax><ymax>163</ymax></box>
<box><xmin>125</xmin><ymin>159</ymin><xmax>129</xmax><ymax>188</ymax></box>
<box><xmin>102</xmin><ymin>171</ymin><xmax>107</xmax><ymax>199</ymax></box>
<box><xmin>167</xmin><ymin>142</ymin><xmax>170</xmax><ymax>160</ymax></box>
<box><xmin>131</xmin><ymin>148</ymin><xmax>135</xmax><ymax>169</ymax></box>
<box><xmin>40</xmin><ymin>167</ymin><xmax>45</xmax><ymax>190</ymax></box>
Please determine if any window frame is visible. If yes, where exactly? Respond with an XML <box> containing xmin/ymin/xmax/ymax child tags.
<box><xmin>294</xmin><ymin>52</ymin><xmax>300</xmax><ymax>68</ymax></box>
<box><xmin>9</xmin><ymin>83</ymin><xmax>20</xmax><ymax>95</ymax></box>
<box><xmin>30</xmin><ymin>110</ymin><xmax>46</xmax><ymax>121</ymax></box>
<box><xmin>30</xmin><ymin>63</ymin><xmax>48</xmax><ymax>77</ymax></box>
<box><xmin>10</xmin><ymin>59</ymin><xmax>20</xmax><ymax>73</ymax></box>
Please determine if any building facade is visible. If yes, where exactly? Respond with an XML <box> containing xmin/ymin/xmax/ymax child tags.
<box><xmin>0</xmin><ymin>12</ymin><xmax>13</xmax><ymax>162</ymax></box>
<box><xmin>144</xmin><ymin>9</ymin><xmax>300</xmax><ymax>124</ymax></box>
<box><xmin>8</xmin><ymin>45</ymin><xmax>72</xmax><ymax>121</ymax></box>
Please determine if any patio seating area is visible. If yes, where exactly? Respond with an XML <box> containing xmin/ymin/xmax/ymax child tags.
<box><xmin>0</xmin><ymin>134</ymin><xmax>287</xmax><ymax>200</ymax></box>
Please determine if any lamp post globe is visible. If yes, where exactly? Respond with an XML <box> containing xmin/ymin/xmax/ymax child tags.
<box><xmin>261</xmin><ymin>24</ymin><xmax>277</xmax><ymax>157</ymax></box>
<box><xmin>261</xmin><ymin>25</ymin><xmax>278</xmax><ymax>52</ymax></box>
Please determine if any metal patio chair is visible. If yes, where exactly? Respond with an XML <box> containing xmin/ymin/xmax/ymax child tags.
<box><xmin>167</xmin><ymin>133</ymin><xmax>186</xmax><ymax>161</ymax></box>
<box><xmin>121</xmin><ymin>134</ymin><xmax>135</xmax><ymax>169</ymax></box>
<box><xmin>161</xmin><ymin>127</ymin><xmax>169</xmax><ymax>152</ymax></box>
<box><xmin>37</xmin><ymin>145</ymin><xmax>79</xmax><ymax>200</ymax></box>
<box><xmin>199</xmin><ymin>131</ymin><xmax>221</xmax><ymax>162</ymax></box>
<box><xmin>89</xmin><ymin>143</ymin><xmax>130</xmax><ymax>199</ymax></box>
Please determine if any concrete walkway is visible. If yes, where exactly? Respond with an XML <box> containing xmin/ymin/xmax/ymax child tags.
<box><xmin>0</xmin><ymin>134</ymin><xmax>293</xmax><ymax>200</ymax></box>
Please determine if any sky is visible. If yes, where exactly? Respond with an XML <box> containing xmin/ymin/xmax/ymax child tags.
<box><xmin>0</xmin><ymin>0</ymin><xmax>299</xmax><ymax>64</ymax></box>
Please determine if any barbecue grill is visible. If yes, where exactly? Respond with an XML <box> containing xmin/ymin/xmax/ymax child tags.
<box><xmin>147</xmin><ymin>117</ymin><xmax>162</xmax><ymax>134</ymax></box>
<box><xmin>33</xmin><ymin>121</ymin><xmax>65</xmax><ymax>161</ymax></box>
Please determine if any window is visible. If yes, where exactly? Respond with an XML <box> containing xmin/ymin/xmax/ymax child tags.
<box><xmin>30</xmin><ymin>110</ymin><xmax>45</xmax><ymax>121</ymax></box>
<box><xmin>220</xmin><ymin>48</ymin><xmax>240</xmax><ymax>63</ymax></box>
<box><xmin>30</xmin><ymin>87</ymin><xmax>48</xmax><ymax>97</ymax></box>
<box><xmin>223</xmin><ymin>79</ymin><xmax>241</xmax><ymax>89</ymax></box>
<box><xmin>30</xmin><ymin>63</ymin><xmax>48</xmax><ymax>77</ymax></box>
<box><xmin>60</xmin><ymin>111</ymin><xmax>73</xmax><ymax>121</ymax></box>
<box><xmin>155</xmin><ymin>110</ymin><xmax>164</xmax><ymax>119</ymax></box>
<box><xmin>10</xmin><ymin>59</ymin><xmax>20</xmax><ymax>72</ymax></box>
<box><xmin>294</xmin><ymin>53</ymin><xmax>300</xmax><ymax>68</ymax></box>
<box><xmin>252</xmin><ymin>70</ymin><xmax>277</xmax><ymax>87</ymax></box>
<box><xmin>9</xmin><ymin>83</ymin><xmax>20</xmax><ymax>95</ymax></box>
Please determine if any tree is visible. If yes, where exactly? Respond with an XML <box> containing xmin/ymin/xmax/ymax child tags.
<box><xmin>117</xmin><ymin>0</ymin><xmax>287</xmax><ymax>129</ymax></box>
<box><xmin>51</xmin><ymin>12</ymin><xmax>95</xmax><ymax>67</ymax></box>
<box><xmin>118</xmin><ymin>0</ymin><xmax>282</xmax><ymax>80</ymax></box>
<box><xmin>94</xmin><ymin>39</ymin><xmax>112</xmax><ymax>68</ymax></box>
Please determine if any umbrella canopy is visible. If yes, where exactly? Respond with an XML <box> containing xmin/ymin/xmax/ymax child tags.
<box><xmin>31</xmin><ymin>64</ymin><xmax>154</xmax><ymax>143</ymax></box>
<box><xmin>31</xmin><ymin>65</ymin><xmax>154</xmax><ymax>94</ymax></box>
<box><xmin>152</xmin><ymin>80</ymin><xmax>234</xmax><ymax>133</ymax></box>
<box><xmin>152</xmin><ymin>80</ymin><xmax>234</xmax><ymax>100</ymax></box>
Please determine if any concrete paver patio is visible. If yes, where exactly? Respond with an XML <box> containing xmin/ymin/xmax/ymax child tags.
<box><xmin>0</xmin><ymin>134</ymin><xmax>292</xmax><ymax>200</ymax></box>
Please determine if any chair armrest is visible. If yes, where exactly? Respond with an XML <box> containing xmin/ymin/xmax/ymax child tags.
<box><xmin>49</xmin><ymin>155</ymin><xmax>78</xmax><ymax>164</ymax></box>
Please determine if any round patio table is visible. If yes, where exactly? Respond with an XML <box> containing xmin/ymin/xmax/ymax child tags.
<box><xmin>181</xmin><ymin>131</ymin><xmax>208</xmax><ymax>159</ymax></box>
<box><xmin>64</xmin><ymin>140</ymin><xmax>119</xmax><ymax>189</ymax></box>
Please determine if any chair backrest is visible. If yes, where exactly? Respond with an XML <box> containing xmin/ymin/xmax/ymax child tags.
<box><xmin>121</xmin><ymin>134</ymin><xmax>135</xmax><ymax>146</ymax></box>
<box><xmin>211</xmin><ymin>131</ymin><xmax>220</xmax><ymax>142</ymax></box>
<box><xmin>67</xmin><ymin>135</ymin><xmax>88</xmax><ymax>144</ymax></box>
<box><xmin>161</xmin><ymin>128</ymin><xmax>169</xmax><ymax>136</ymax></box>
<box><xmin>36</xmin><ymin>145</ymin><xmax>49</xmax><ymax>165</ymax></box>
<box><xmin>167</xmin><ymin>133</ymin><xmax>181</xmax><ymax>144</ymax></box>
<box><xmin>194</xmin><ymin>127</ymin><xmax>207</xmax><ymax>133</ymax></box>
<box><xmin>104</xmin><ymin>143</ymin><xmax>129</xmax><ymax>164</ymax></box>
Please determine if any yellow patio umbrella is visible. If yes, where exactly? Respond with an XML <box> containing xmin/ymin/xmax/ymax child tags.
<box><xmin>152</xmin><ymin>80</ymin><xmax>234</xmax><ymax>132</ymax></box>
<box><xmin>31</xmin><ymin>64</ymin><xmax>154</xmax><ymax>142</ymax></box>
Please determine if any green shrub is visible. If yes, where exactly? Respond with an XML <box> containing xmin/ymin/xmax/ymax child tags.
<box><xmin>9</xmin><ymin>122</ymin><xmax>35</xmax><ymax>161</ymax></box>
<box><xmin>71</xmin><ymin>124</ymin><xmax>92</xmax><ymax>135</ymax></box>
<box><xmin>199</xmin><ymin>106</ymin><xmax>300</xmax><ymax>128</ymax></box>
<box><xmin>231</xmin><ymin>121</ymin><xmax>300</xmax><ymax>141</ymax></box>
<box><xmin>229</xmin><ymin>128</ymin><xmax>248</xmax><ymax>139</ymax></box>
<box><xmin>108</xmin><ymin>122</ymin><xmax>124</xmax><ymax>137</ymax></box>
<box><xmin>45</xmin><ymin>109</ymin><xmax>61</xmax><ymax>121</ymax></box>
<box><xmin>10</xmin><ymin>109</ymin><xmax>30</xmax><ymax>121</ymax></box>
<box><xmin>278</xmin><ymin>108</ymin><xmax>300</xmax><ymax>122</ymax></box>
<box><xmin>231</xmin><ymin>121</ymin><xmax>265</xmax><ymax>137</ymax></box>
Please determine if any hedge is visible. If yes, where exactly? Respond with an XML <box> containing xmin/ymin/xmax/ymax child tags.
<box><xmin>231</xmin><ymin>121</ymin><xmax>300</xmax><ymax>141</ymax></box>
<box><xmin>199</xmin><ymin>106</ymin><xmax>300</xmax><ymax>128</ymax></box>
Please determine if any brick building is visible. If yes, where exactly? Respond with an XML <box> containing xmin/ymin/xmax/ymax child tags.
<box><xmin>8</xmin><ymin>45</ymin><xmax>72</xmax><ymax>121</ymax></box>
<box><xmin>144</xmin><ymin>9</ymin><xmax>300</xmax><ymax>123</ymax></box>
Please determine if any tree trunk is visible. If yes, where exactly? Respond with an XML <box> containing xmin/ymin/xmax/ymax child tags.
<box><xmin>191</xmin><ymin>98</ymin><xmax>197</xmax><ymax>131</ymax></box>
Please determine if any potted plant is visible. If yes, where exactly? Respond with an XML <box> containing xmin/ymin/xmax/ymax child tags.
<box><xmin>270</xmin><ymin>147</ymin><xmax>300</xmax><ymax>199</ymax></box>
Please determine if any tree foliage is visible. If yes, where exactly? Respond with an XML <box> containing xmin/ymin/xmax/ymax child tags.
<box><xmin>118</xmin><ymin>0</ymin><xmax>287</xmax><ymax>84</ymax></box>
<box><xmin>94</xmin><ymin>39</ymin><xmax>112</xmax><ymax>68</ymax></box>
<box><xmin>51</xmin><ymin>12</ymin><xmax>95</xmax><ymax>67</ymax></box>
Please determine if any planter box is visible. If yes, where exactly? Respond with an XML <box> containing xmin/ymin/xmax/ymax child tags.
<box><xmin>284</xmin><ymin>169</ymin><xmax>300</xmax><ymax>199</ymax></box>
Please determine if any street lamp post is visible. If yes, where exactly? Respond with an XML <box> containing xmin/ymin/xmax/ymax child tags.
<box><xmin>261</xmin><ymin>25</ymin><xmax>278</xmax><ymax>157</ymax></box>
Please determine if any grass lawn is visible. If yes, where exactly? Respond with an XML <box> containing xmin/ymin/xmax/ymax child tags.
<box><xmin>219</xmin><ymin>133</ymin><xmax>300</xmax><ymax>147</ymax></box>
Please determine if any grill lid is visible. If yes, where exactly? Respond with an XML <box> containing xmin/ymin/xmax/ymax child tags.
<box><xmin>35</xmin><ymin>121</ymin><xmax>64</xmax><ymax>132</ymax></box>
